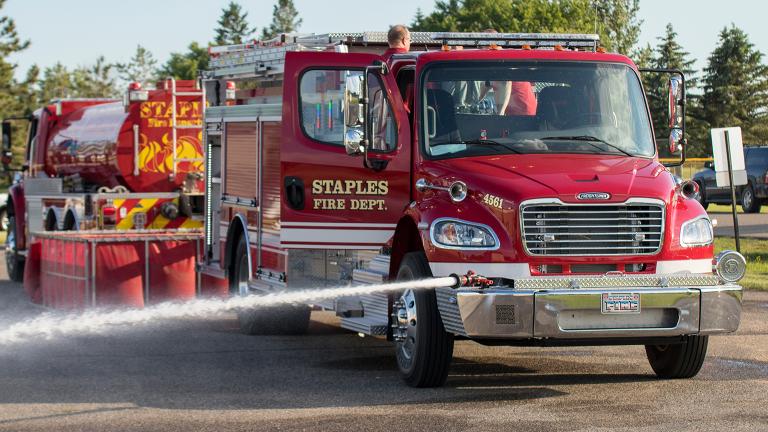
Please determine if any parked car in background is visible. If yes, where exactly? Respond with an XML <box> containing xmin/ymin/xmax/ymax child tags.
<box><xmin>693</xmin><ymin>146</ymin><xmax>768</xmax><ymax>212</ymax></box>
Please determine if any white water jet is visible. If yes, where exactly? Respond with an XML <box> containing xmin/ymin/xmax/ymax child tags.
<box><xmin>0</xmin><ymin>277</ymin><xmax>457</xmax><ymax>346</ymax></box>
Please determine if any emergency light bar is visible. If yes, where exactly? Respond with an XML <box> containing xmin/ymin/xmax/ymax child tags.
<box><xmin>431</xmin><ymin>32</ymin><xmax>600</xmax><ymax>49</ymax></box>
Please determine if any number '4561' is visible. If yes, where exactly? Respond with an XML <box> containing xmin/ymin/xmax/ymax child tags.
<box><xmin>483</xmin><ymin>194</ymin><xmax>503</xmax><ymax>209</ymax></box>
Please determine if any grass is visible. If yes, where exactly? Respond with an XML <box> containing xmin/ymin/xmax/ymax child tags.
<box><xmin>707</xmin><ymin>203</ymin><xmax>768</xmax><ymax>214</ymax></box>
<box><xmin>714</xmin><ymin>237</ymin><xmax>768</xmax><ymax>290</ymax></box>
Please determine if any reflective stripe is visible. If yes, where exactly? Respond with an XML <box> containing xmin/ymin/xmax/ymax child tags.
<box><xmin>656</xmin><ymin>259</ymin><xmax>712</xmax><ymax>275</ymax></box>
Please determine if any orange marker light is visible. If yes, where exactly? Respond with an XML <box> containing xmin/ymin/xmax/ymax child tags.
<box><xmin>441</xmin><ymin>44</ymin><xmax>451</xmax><ymax>51</ymax></box>
<box><xmin>554</xmin><ymin>44</ymin><xmax>564</xmax><ymax>51</ymax></box>
<box><xmin>521</xmin><ymin>44</ymin><xmax>532</xmax><ymax>50</ymax></box>
<box><xmin>597</xmin><ymin>46</ymin><xmax>607</xmax><ymax>53</ymax></box>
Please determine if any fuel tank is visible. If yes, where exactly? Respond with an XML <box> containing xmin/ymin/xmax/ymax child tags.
<box><xmin>42</xmin><ymin>80</ymin><xmax>203</xmax><ymax>193</ymax></box>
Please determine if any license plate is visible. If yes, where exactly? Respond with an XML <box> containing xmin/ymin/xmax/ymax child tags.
<box><xmin>601</xmin><ymin>293</ymin><xmax>640</xmax><ymax>314</ymax></box>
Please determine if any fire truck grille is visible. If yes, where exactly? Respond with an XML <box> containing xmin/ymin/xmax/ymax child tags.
<box><xmin>521</xmin><ymin>201</ymin><xmax>665</xmax><ymax>256</ymax></box>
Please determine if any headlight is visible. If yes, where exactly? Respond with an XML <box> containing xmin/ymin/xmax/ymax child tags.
<box><xmin>431</xmin><ymin>218</ymin><xmax>498</xmax><ymax>250</ymax></box>
<box><xmin>680</xmin><ymin>216</ymin><xmax>713</xmax><ymax>247</ymax></box>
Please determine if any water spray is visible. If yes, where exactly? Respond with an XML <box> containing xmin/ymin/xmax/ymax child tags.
<box><xmin>0</xmin><ymin>272</ymin><xmax>488</xmax><ymax>347</ymax></box>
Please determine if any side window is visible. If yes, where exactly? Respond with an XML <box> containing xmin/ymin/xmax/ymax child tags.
<box><xmin>367</xmin><ymin>74</ymin><xmax>397</xmax><ymax>152</ymax></box>
<box><xmin>300</xmin><ymin>69</ymin><xmax>363</xmax><ymax>146</ymax></box>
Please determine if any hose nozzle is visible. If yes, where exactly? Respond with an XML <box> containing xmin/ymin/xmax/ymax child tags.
<box><xmin>450</xmin><ymin>271</ymin><xmax>493</xmax><ymax>289</ymax></box>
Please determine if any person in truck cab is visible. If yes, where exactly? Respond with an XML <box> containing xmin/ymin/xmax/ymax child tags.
<box><xmin>384</xmin><ymin>25</ymin><xmax>410</xmax><ymax>59</ymax></box>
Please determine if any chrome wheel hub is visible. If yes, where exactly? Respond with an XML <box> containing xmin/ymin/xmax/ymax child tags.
<box><xmin>744</xmin><ymin>189</ymin><xmax>753</xmax><ymax>208</ymax></box>
<box><xmin>393</xmin><ymin>290</ymin><xmax>418</xmax><ymax>366</ymax></box>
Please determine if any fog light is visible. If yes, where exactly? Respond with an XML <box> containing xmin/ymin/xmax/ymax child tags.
<box><xmin>713</xmin><ymin>250</ymin><xmax>746</xmax><ymax>283</ymax></box>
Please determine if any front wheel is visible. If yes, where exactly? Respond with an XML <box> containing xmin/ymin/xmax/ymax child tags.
<box><xmin>231</xmin><ymin>236</ymin><xmax>310</xmax><ymax>335</ymax></box>
<box><xmin>741</xmin><ymin>185</ymin><xmax>761</xmax><ymax>213</ymax></box>
<box><xmin>645</xmin><ymin>335</ymin><xmax>708</xmax><ymax>379</ymax></box>
<box><xmin>5</xmin><ymin>215</ymin><xmax>24</xmax><ymax>283</ymax></box>
<box><xmin>393</xmin><ymin>251</ymin><xmax>454</xmax><ymax>388</ymax></box>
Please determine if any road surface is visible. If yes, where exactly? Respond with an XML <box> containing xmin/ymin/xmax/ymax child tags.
<box><xmin>0</xmin><ymin>268</ymin><xmax>766</xmax><ymax>431</ymax></box>
<box><xmin>711</xmin><ymin>211</ymin><xmax>768</xmax><ymax>239</ymax></box>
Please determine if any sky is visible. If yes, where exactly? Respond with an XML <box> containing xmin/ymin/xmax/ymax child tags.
<box><xmin>4</xmin><ymin>0</ymin><xmax>767</xmax><ymax>81</ymax></box>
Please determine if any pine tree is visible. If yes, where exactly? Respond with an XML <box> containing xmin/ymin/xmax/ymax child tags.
<box><xmin>158</xmin><ymin>42</ymin><xmax>209</xmax><ymax>80</ymax></box>
<box><xmin>261</xmin><ymin>0</ymin><xmax>302</xmax><ymax>40</ymax></box>
<box><xmin>117</xmin><ymin>45</ymin><xmax>158</xmax><ymax>89</ymax></box>
<box><xmin>38</xmin><ymin>63</ymin><xmax>72</xmax><ymax>102</ymax></box>
<box><xmin>0</xmin><ymin>0</ymin><xmax>33</xmax><ymax>176</ymax></box>
<box><xmin>641</xmin><ymin>24</ymin><xmax>705</xmax><ymax>156</ymax></box>
<box><xmin>214</xmin><ymin>2</ymin><xmax>254</xmax><ymax>45</ymax></box>
<box><xmin>72</xmin><ymin>56</ymin><xmax>118</xmax><ymax>98</ymax></box>
<box><xmin>702</xmin><ymin>25</ymin><xmax>768</xmax><ymax>144</ymax></box>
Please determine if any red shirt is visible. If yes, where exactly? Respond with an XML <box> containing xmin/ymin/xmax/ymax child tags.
<box><xmin>506</xmin><ymin>82</ymin><xmax>537</xmax><ymax>116</ymax></box>
<box><xmin>382</xmin><ymin>47</ymin><xmax>408</xmax><ymax>60</ymax></box>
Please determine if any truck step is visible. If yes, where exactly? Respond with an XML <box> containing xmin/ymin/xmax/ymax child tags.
<box><xmin>339</xmin><ymin>316</ymin><xmax>389</xmax><ymax>336</ymax></box>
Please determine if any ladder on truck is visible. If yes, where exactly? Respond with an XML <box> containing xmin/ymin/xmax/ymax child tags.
<box><xmin>164</xmin><ymin>77</ymin><xmax>205</xmax><ymax>180</ymax></box>
<box><xmin>203</xmin><ymin>31</ymin><xmax>600</xmax><ymax>79</ymax></box>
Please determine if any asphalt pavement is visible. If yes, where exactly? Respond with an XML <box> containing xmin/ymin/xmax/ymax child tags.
<box><xmin>710</xmin><ymin>211</ymin><xmax>768</xmax><ymax>239</ymax></box>
<box><xmin>0</xmin><ymin>268</ymin><xmax>767</xmax><ymax>431</ymax></box>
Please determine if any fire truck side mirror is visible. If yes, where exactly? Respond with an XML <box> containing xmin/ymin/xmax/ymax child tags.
<box><xmin>1</xmin><ymin>122</ymin><xmax>11</xmax><ymax>152</ymax></box>
<box><xmin>668</xmin><ymin>76</ymin><xmax>683</xmax><ymax>129</ymax></box>
<box><xmin>668</xmin><ymin>74</ymin><xmax>684</xmax><ymax>154</ymax></box>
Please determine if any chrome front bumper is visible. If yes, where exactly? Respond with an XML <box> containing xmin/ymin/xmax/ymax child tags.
<box><xmin>435</xmin><ymin>279</ymin><xmax>743</xmax><ymax>339</ymax></box>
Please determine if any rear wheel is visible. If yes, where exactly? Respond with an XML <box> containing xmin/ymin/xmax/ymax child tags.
<box><xmin>645</xmin><ymin>335</ymin><xmax>708</xmax><ymax>379</ymax></box>
<box><xmin>393</xmin><ymin>251</ymin><xmax>454</xmax><ymax>388</ymax></box>
<box><xmin>741</xmin><ymin>185</ymin><xmax>761</xmax><ymax>213</ymax></box>
<box><xmin>231</xmin><ymin>235</ymin><xmax>310</xmax><ymax>335</ymax></box>
<box><xmin>5</xmin><ymin>215</ymin><xmax>24</xmax><ymax>283</ymax></box>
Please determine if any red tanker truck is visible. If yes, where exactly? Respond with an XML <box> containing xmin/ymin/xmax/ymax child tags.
<box><xmin>199</xmin><ymin>32</ymin><xmax>746</xmax><ymax>387</ymax></box>
<box><xmin>2</xmin><ymin>79</ymin><xmax>205</xmax><ymax>283</ymax></box>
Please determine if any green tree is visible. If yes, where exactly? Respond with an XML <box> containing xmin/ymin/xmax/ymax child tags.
<box><xmin>117</xmin><ymin>45</ymin><xmax>158</xmax><ymax>89</ymax></box>
<box><xmin>640</xmin><ymin>24</ymin><xmax>706</xmax><ymax>157</ymax></box>
<box><xmin>215</xmin><ymin>1</ymin><xmax>255</xmax><ymax>45</ymax></box>
<box><xmin>0</xmin><ymin>0</ymin><xmax>33</xmax><ymax>175</ymax></box>
<box><xmin>72</xmin><ymin>56</ymin><xmax>118</xmax><ymax>98</ymax></box>
<box><xmin>158</xmin><ymin>42</ymin><xmax>209</xmax><ymax>80</ymax></box>
<box><xmin>411</xmin><ymin>0</ymin><xmax>641</xmax><ymax>54</ymax></box>
<box><xmin>37</xmin><ymin>62</ymin><xmax>73</xmax><ymax>101</ymax></box>
<box><xmin>702</xmin><ymin>25</ymin><xmax>768</xmax><ymax>144</ymax></box>
<box><xmin>261</xmin><ymin>0</ymin><xmax>302</xmax><ymax>40</ymax></box>
<box><xmin>592</xmin><ymin>0</ymin><xmax>641</xmax><ymax>55</ymax></box>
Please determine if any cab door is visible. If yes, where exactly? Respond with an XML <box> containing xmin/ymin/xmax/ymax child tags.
<box><xmin>280</xmin><ymin>51</ymin><xmax>411</xmax><ymax>249</ymax></box>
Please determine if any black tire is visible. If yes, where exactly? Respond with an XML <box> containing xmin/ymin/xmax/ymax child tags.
<box><xmin>230</xmin><ymin>235</ymin><xmax>310</xmax><ymax>335</ymax></box>
<box><xmin>694</xmin><ymin>181</ymin><xmax>708</xmax><ymax>210</ymax></box>
<box><xmin>741</xmin><ymin>185</ymin><xmax>761</xmax><ymax>213</ymax></box>
<box><xmin>645</xmin><ymin>335</ymin><xmax>708</xmax><ymax>379</ymax></box>
<box><xmin>5</xmin><ymin>215</ymin><xmax>24</xmax><ymax>283</ymax></box>
<box><xmin>394</xmin><ymin>251</ymin><xmax>454</xmax><ymax>388</ymax></box>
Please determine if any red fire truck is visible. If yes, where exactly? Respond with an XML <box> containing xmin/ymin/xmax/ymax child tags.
<box><xmin>2</xmin><ymin>80</ymin><xmax>205</xmax><ymax>284</ymax></box>
<box><xmin>198</xmin><ymin>32</ymin><xmax>745</xmax><ymax>387</ymax></box>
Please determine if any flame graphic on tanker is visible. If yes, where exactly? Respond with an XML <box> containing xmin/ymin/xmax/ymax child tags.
<box><xmin>138</xmin><ymin>132</ymin><xmax>204</xmax><ymax>174</ymax></box>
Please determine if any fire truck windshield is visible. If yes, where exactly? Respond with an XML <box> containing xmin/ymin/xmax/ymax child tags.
<box><xmin>421</xmin><ymin>61</ymin><xmax>655</xmax><ymax>159</ymax></box>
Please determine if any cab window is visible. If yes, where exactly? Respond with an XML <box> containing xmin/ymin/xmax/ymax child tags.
<box><xmin>299</xmin><ymin>69</ymin><xmax>362</xmax><ymax>146</ymax></box>
<box><xmin>367</xmin><ymin>73</ymin><xmax>397</xmax><ymax>152</ymax></box>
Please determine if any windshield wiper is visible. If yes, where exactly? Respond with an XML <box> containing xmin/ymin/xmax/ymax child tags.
<box><xmin>540</xmin><ymin>135</ymin><xmax>633</xmax><ymax>157</ymax></box>
<box><xmin>460</xmin><ymin>139</ymin><xmax>521</xmax><ymax>154</ymax></box>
